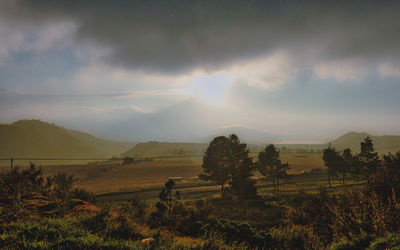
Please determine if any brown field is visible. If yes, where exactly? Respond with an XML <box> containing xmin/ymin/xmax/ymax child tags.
<box><xmin>281</xmin><ymin>154</ymin><xmax>324</xmax><ymax>174</ymax></box>
<box><xmin>0</xmin><ymin>153</ymin><xmax>325</xmax><ymax>194</ymax></box>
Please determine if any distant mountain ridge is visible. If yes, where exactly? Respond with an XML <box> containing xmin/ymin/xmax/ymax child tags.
<box><xmin>1</xmin><ymin>119</ymin><xmax>399</xmax><ymax>160</ymax></box>
<box><xmin>121</xmin><ymin>131</ymin><xmax>400</xmax><ymax>157</ymax></box>
<box><xmin>0</xmin><ymin>120</ymin><xmax>135</xmax><ymax>158</ymax></box>
<box><xmin>215</xmin><ymin>126</ymin><xmax>278</xmax><ymax>144</ymax></box>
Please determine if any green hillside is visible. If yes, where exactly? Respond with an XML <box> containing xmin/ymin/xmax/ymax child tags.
<box><xmin>0</xmin><ymin>120</ymin><xmax>134</xmax><ymax>159</ymax></box>
<box><xmin>121</xmin><ymin>141</ymin><xmax>207</xmax><ymax>158</ymax></box>
<box><xmin>66</xmin><ymin>129</ymin><xmax>135</xmax><ymax>157</ymax></box>
<box><xmin>331</xmin><ymin>132</ymin><xmax>400</xmax><ymax>153</ymax></box>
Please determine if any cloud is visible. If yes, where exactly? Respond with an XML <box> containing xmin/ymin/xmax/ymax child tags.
<box><xmin>313</xmin><ymin>59</ymin><xmax>370</xmax><ymax>82</ymax></box>
<box><xmin>2</xmin><ymin>0</ymin><xmax>400</xmax><ymax>74</ymax></box>
<box><xmin>0</xmin><ymin>18</ymin><xmax>76</xmax><ymax>65</ymax></box>
<box><xmin>229</xmin><ymin>52</ymin><xmax>298</xmax><ymax>89</ymax></box>
<box><xmin>378</xmin><ymin>62</ymin><xmax>400</xmax><ymax>78</ymax></box>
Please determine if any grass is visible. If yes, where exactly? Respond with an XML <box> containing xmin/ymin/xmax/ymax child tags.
<box><xmin>0</xmin><ymin>217</ymin><xmax>143</xmax><ymax>249</ymax></box>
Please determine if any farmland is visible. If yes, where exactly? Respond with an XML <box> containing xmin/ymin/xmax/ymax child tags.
<box><xmin>0</xmin><ymin>153</ymin><xmax>324</xmax><ymax>195</ymax></box>
<box><xmin>1</xmin><ymin>152</ymin><xmax>335</xmax><ymax>206</ymax></box>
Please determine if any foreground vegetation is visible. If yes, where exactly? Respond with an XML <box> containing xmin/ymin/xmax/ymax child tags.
<box><xmin>1</xmin><ymin>135</ymin><xmax>400</xmax><ymax>249</ymax></box>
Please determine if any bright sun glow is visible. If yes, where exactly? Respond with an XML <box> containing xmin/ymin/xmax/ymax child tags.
<box><xmin>185</xmin><ymin>72</ymin><xmax>231</xmax><ymax>103</ymax></box>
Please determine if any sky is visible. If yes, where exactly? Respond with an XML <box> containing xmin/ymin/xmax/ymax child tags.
<box><xmin>0</xmin><ymin>0</ymin><xmax>400</xmax><ymax>142</ymax></box>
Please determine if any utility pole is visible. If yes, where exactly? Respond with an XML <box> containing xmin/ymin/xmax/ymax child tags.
<box><xmin>10</xmin><ymin>158</ymin><xmax>13</xmax><ymax>172</ymax></box>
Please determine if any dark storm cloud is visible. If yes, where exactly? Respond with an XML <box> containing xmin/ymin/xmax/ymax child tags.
<box><xmin>1</xmin><ymin>0</ymin><xmax>400</xmax><ymax>73</ymax></box>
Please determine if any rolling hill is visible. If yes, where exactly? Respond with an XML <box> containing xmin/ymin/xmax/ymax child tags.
<box><xmin>330</xmin><ymin>132</ymin><xmax>400</xmax><ymax>153</ymax></box>
<box><xmin>66</xmin><ymin>129</ymin><xmax>135</xmax><ymax>157</ymax></box>
<box><xmin>121</xmin><ymin>141</ymin><xmax>207</xmax><ymax>158</ymax></box>
<box><xmin>0</xmin><ymin>120</ymin><xmax>135</xmax><ymax>158</ymax></box>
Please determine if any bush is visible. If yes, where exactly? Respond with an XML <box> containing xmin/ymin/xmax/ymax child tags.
<box><xmin>202</xmin><ymin>219</ymin><xmax>266</xmax><ymax>247</ymax></box>
<box><xmin>268</xmin><ymin>224</ymin><xmax>323</xmax><ymax>250</ymax></box>
<box><xmin>330</xmin><ymin>234</ymin><xmax>372</xmax><ymax>250</ymax></box>
<box><xmin>368</xmin><ymin>232</ymin><xmax>400</xmax><ymax>250</ymax></box>
<box><xmin>285</xmin><ymin>189</ymin><xmax>335</xmax><ymax>243</ymax></box>
<box><xmin>329</xmin><ymin>190</ymin><xmax>400</xmax><ymax>241</ymax></box>
<box><xmin>72</xmin><ymin>188</ymin><xmax>96</xmax><ymax>204</ymax></box>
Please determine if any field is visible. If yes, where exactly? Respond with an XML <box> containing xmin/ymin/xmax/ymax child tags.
<box><xmin>2</xmin><ymin>153</ymin><xmax>329</xmax><ymax>203</ymax></box>
<box><xmin>1</xmin><ymin>149</ymin><xmax>398</xmax><ymax>249</ymax></box>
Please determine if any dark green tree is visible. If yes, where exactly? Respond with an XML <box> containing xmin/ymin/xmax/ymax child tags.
<box><xmin>200</xmin><ymin>134</ymin><xmax>256</xmax><ymax>198</ymax></box>
<box><xmin>200</xmin><ymin>136</ymin><xmax>232</xmax><ymax>196</ymax></box>
<box><xmin>338</xmin><ymin>148</ymin><xmax>351</xmax><ymax>184</ymax></box>
<box><xmin>366</xmin><ymin>151</ymin><xmax>400</xmax><ymax>201</ymax></box>
<box><xmin>358</xmin><ymin>137</ymin><xmax>380</xmax><ymax>178</ymax></box>
<box><xmin>256</xmin><ymin>144</ymin><xmax>290</xmax><ymax>191</ymax></box>
<box><xmin>342</xmin><ymin>148</ymin><xmax>362</xmax><ymax>182</ymax></box>
<box><xmin>322</xmin><ymin>145</ymin><xmax>343</xmax><ymax>187</ymax></box>
<box><xmin>229</xmin><ymin>134</ymin><xmax>257</xmax><ymax>198</ymax></box>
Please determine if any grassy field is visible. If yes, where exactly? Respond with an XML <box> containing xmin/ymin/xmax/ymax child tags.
<box><xmin>0</xmin><ymin>153</ymin><xmax>325</xmax><ymax>196</ymax></box>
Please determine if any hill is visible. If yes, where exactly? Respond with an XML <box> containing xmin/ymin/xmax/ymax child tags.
<box><xmin>330</xmin><ymin>132</ymin><xmax>400</xmax><ymax>153</ymax></box>
<box><xmin>66</xmin><ymin>129</ymin><xmax>134</xmax><ymax>157</ymax></box>
<box><xmin>0</xmin><ymin>120</ymin><xmax>135</xmax><ymax>159</ymax></box>
<box><xmin>121</xmin><ymin>141</ymin><xmax>207</xmax><ymax>158</ymax></box>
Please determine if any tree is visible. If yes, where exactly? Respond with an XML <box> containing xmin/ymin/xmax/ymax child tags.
<box><xmin>256</xmin><ymin>144</ymin><xmax>290</xmax><ymax>191</ymax></box>
<box><xmin>322</xmin><ymin>145</ymin><xmax>343</xmax><ymax>187</ymax></box>
<box><xmin>200</xmin><ymin>134</ymin><xmax>257</xmax><ymax>198</ymax></box>
<box><xmin>54</xmin><ymin>172</ymin><xmax>74</xmax><ymax>200</ymax></box>
<box><xmin>338</xmin><ymin>148</ymin><xmax>351</xmax><ymax>184</ymax></box>
<box><xmin>342</xmin><ymin>148</ymin><xmax>362</xmax><ymax>182</ymax></box>
<box><xmin>229</xmin><ymin>134</ymin><xmax>257</xmax><ymax>198</ymax></box>
<box><xmin>366</xmin><ymin>151</ymin><xmax>400</xmax><ymax>202</ymax></box>
<box><xmin>200</xmin><ymin>136</ymin><xmax>232</xmax><ymax>196</ymax></box>
<box><xmin>149</xmin><ymin>179</ymin><xmax>177</xmax><ymax>227</ymax></box>
<box><xmin>358</xmin><ymin>137</ymin><xmax>380</xmax><ymax>178</ymax></box>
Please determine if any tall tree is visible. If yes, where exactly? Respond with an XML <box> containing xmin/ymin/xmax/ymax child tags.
<box><xmin>322</xmin><ymin>145</ymin><xmax>342</xmax><ymax>187</ymax></box>
<box><xmin>256</xmin><ymin>144</ymin><xmax>290</xmax><ymax>191</ymax></box>
<box><xmin>339</xmin><ymin>148</ymin><xmax>351</xmax><ymax>184</ymax></box>
<box><xmin>358</xmin><ymin>137</ymin><xmax>380</xmax><ymax>178</ymax></box>
<box><xmin>200</xmin><ymin>134</ymin><xmax>256</xmax><ymax>198</ymax></box>
<box><xmin>200</xmin><ymin>136</ymin><xmax>232</xmax><ymax>196</ymax></box>
<box><xmin>229</xmin><ymin>135</ymin><xmax>257</xmax><ymax>198</ymax></box>
<box><xmin>343</xmin><ymin>148</ymin><xmax>362</xmax><ymax>182</ymax></box>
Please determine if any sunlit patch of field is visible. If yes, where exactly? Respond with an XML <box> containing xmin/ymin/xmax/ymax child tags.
<box><xmin>281</xmin><ymin>154</ymin><xmax>324</xmax><ymax>174</ymax></box>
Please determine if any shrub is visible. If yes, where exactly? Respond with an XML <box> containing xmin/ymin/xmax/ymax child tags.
<box><xmin>286</xmin><ymin>189</ymin><xmax>335</xmax><ymax>243</ymax></box>
<box><xmin>202</xmin><ymin>219</ymin><xmax>266</xmax><ymax>247</ymax></box>
<box><xmin>268</xmin><ymin>224</ymin><xmax>323</xmax><ymax>250</ymax></box>
<box><xmin>329</xmin><ymin>190</ymin><xmax>400</xmax><ymax>241</ymax></box>
<box><xmin>368</xmin><ymin>232</ymin><xmax>400</xmax><ymax>250</ymax></box>
<box><xmin>72</xmin><ymin>188</ymin><xmax>96</xmax><ymax>204</ymax></box>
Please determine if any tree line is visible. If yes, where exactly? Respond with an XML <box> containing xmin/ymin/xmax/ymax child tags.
<box><xmin>199</xmin><ymin>134</ymin><xmax>290</xmax><ymax>198</ymax></box>
<box><xmin>199</xmin><ymin>134</ymin><xmax>395</xmax><ymax>199</ymax></box>
<box><xmin>323</xmin><ymin>136</ymin><xmax>380</xmax><ymax>186</ymax></box>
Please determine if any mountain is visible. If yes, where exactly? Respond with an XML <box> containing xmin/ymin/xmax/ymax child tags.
<box><xmin>215</xmin><ymin>126</ymin><xmax>278</xmax><ymax>144</ymax></box>
<box><xmin>121</xmin><ymin>141</ymin><xmax>207</xmax><ymax>158</ymax></box>
<box><xmin>102</xmin><ymin>98</ymin><xmax>221</xmax><ymax>142</ymax></box>
<box><xmin>330</xmin><ymin>132</ymin><xmax>400</xmax><ymax>153</ymax></box>
<box><xmin>0</xmin><ymin>119</ymin><xmax>135</xmax><ymax>158</ymax></box>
